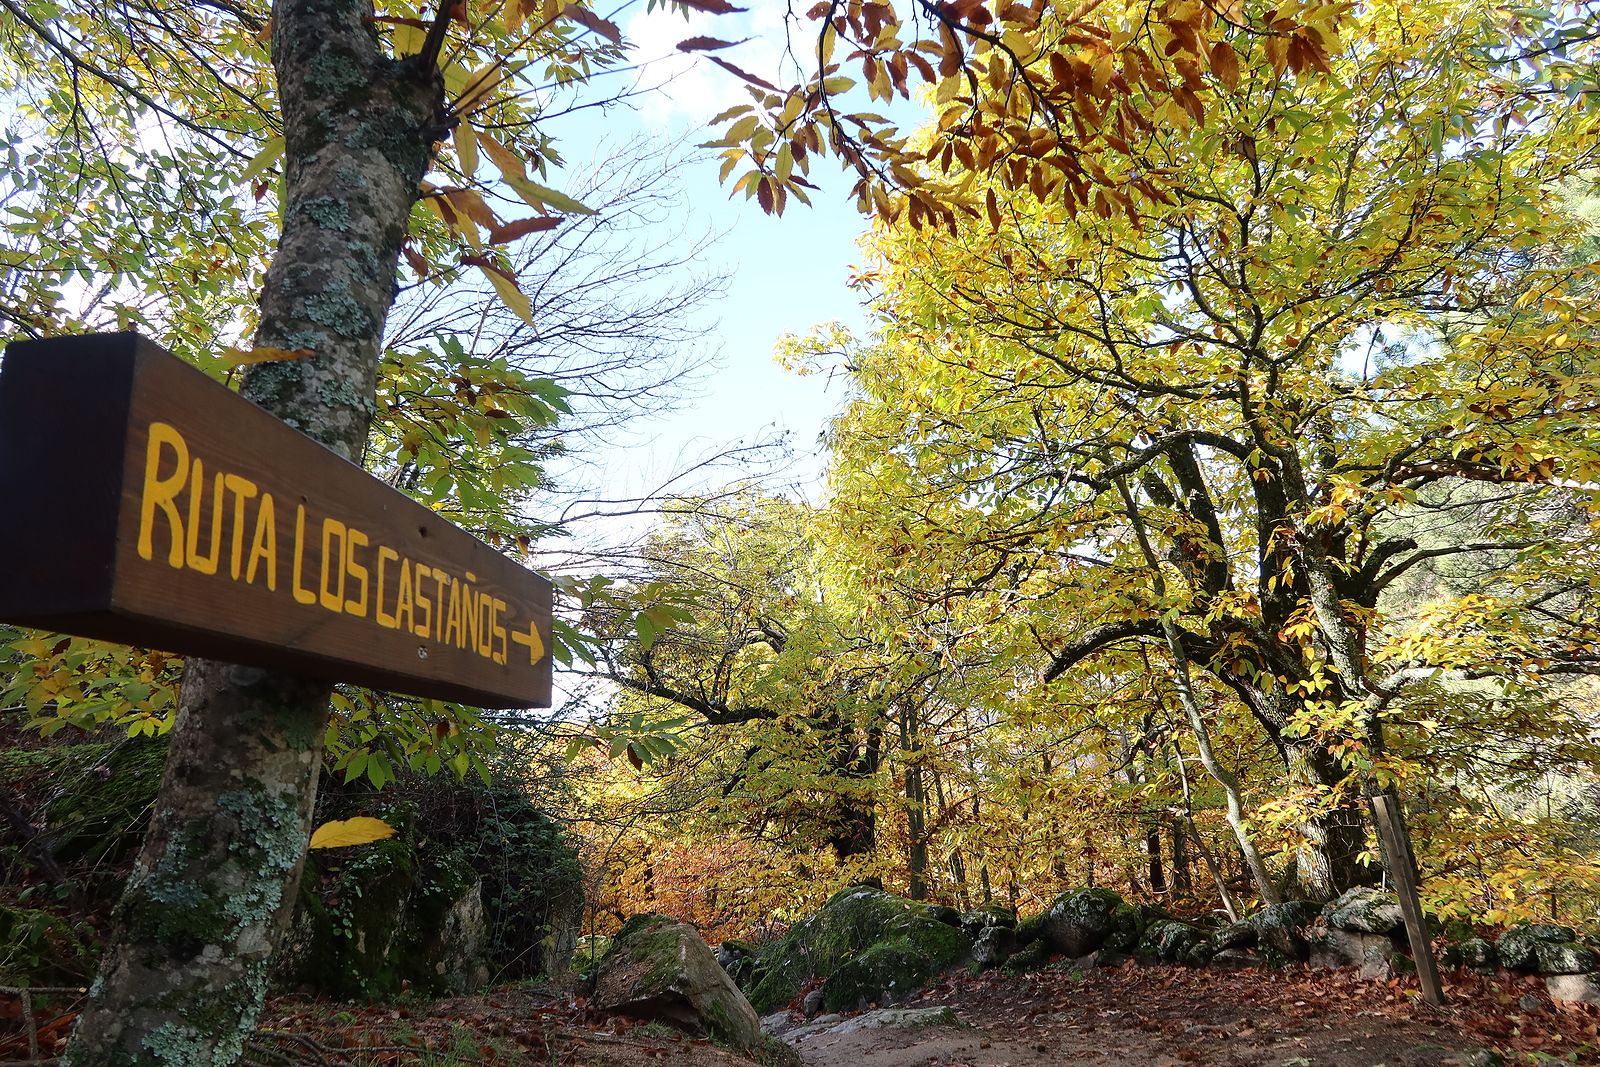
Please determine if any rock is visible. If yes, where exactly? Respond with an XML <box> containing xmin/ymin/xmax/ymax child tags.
<box><xmin>1037</xmin><ymin>888</ymin><xmax>1143</xmax><ymax>957</ymax></box>
<box><xmin>1441</xmin><ymin>936</ymin><xmax>1496</xmax><ymax>973</ymax></box>
<box><xmin>593</xmin><ymin>915</ymin><xmax>764</xmax><ymax>1050</ymax></box>
<box><xmin>1306</xmin><ymin>922</ymin><xmax>1398</xmax><ymax>980</ymax></box>
<box><xmin>741</xmin><ymin>887</ymin><xmax>971</xmax><ymax>1014</ymax></box>
<box><xmin>717</xmin><ymin>939</ymin><xmax>758</xmax><ymax>986</ymax></box>
<box><xmin>1535</xmin><ymin>941</ymin><xmax>1600</xmax><ymax>975</ymax></box>
<box><xmin>924</xmin><ymin>903</ymin><xmax>964</xmax><ymax>927</ymax></box>
<box><xmin>1464</xmin><ymin>1051</ymin><xmax>1505</xmax><ymax>1067</ymax></box>
<box><xmin>960</xmin><ymin>903</ymin><xmax>1017</xmax><ymax>937</ymax></box>
<box><xmin>1211</xmin><ymin>900</ymin><xmax>1321</xmax><ymax>962</ymax></box>
<box><xmin>416</xmin><ymin>873</ymin><xmax>490</xmax><ymax>993</ymax></box>
<box><xmin>1137</xmin><ymin>921</ymin><xmax>1213</xmax><ymax>966</ymax></box>
<box><xmin>1546</xmin><ymin>973</ymin><xmax>1600</xmax><ymax>1007</ymax></box>
<box><xmin>784</xmin><ymin>1006</ymin><xmax>960</xmax><ymax>1044</ymax></box>
<box><xmin>1497</xmin><ymin>923</ymin><xmax>1592</xmax><ymax>974</ymax></box>
<box><xmin>972</xmin><ymin>924</ymin><xmax>1017</xmax><ymax>968</ymax></box>
<box><xmin>1322</xmin><ymin>887</ymin><xmax>1404</xmax><ymax>936</ymax></box>
<box><xmin>801</xmin><ymin>988</ymin><xmax>826</xmax><ymax>1016</ymax></box>
<box><xmin>760</xmin><ymin>1010</ymin><xmax>792</xmax><ymax>1033</ymax></box>
<box><xmin>1210</xmin><ymin>948</ymin><xmax>1264</xmax><ymax>969</ymax></box>
<box><xmin>1001</xmin><ymin>938</ymin><xmax>1050</xmax><ymax>974</ymax></box>
<box><xmin>275</xmin><ymin>770</ymin><xmax>583</xmax><ymax>999</ymax></box>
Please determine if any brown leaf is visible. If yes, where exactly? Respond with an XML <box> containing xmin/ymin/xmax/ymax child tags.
<box><xmin>488</xmin><ymin>216</ymin><xmax>562</xmax><ymax>243</ymax></box>
<box><xmin>563</xmin><ymin>3</ymin><xmax>621</xmax><ymax>43</ymax></box>
<box><xmin>708</xmin><ymin>55</ymin><xmax>782</xmax><ymax>92</ymax></box>
<box><xmin>676</xmin><ymin>35</ymin><xmax>745</xmax><ymax>51</ymax></box>
<box><xmin>1209</xmin><ymin>40</ymin><xmax>1240</xmax><ymax>90</ymax></box>
<box><xmin>676</xmin><ymin>0</ymin><xmax>747</xmax><ymax>11</ymax></box>
<box><xmin>460</xmin><ymin>253</ymin><xmax>516</xmax><ymax>283</ymax></box>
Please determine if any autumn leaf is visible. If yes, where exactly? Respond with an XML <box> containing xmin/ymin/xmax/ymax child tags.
<box><xmin>563</xmin><ymin>3</ymin><xmax>621</xmax><ymax>44</ymax></box>
<box><xmin>1209</xmin><ymin>41</ymin><xmax>1241</xmax><ymax>91</ymax></box>
<box><xmin>308</xmin><ymin>816</ymin><xmax>396</xmax><ymax>849</ymax></box>
<box><xmin>463</xmin><ymin>254</ymin><xmax>534</xmax><ymax>324</ymax></box>
<box><xmin>675</xmin><ymin>0</ymin><xmax>747</xmax><ymax>12</ymax></box>
<box><xmin>708</xmin><ymin>56</ymin><xmax>782</xmax><ymax>93</ymax></box>
<box><xmin>477</xmin><ymin>132</ymin><xmax>597</xmax><ymax>215</ymax></box>
<box><xmin>488</xmin><ymin>216</ymin><xmax>563</xmax><ymax>244</ymax></box>
<box><xmin>677</xmin><ymin>36</ymin><xmax>746</xmax><ymax>52</ymax></box>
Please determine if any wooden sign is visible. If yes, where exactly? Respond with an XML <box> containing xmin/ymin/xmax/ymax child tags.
<box><xmin>0</xmin><ymin>332</ymin><xmax>552</xmax><ymax>708</ymax></box>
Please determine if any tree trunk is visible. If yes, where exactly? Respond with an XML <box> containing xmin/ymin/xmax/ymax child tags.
<box><xmin>826</xmin><ymin>720</ymin><xmax>880</xmax><ymax>870</ymax></box>
<box><xmin>1284</xmin><ymin>739</ymin><xmax>1374</xmax><ymax>899</ymax></box>
<box><xmin>65</xmin><ymin>2</ymin><xmax>441</xmax><ymax>1062</ymax></box>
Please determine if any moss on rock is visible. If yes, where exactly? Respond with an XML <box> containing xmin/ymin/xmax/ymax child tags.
<box><xmin>1036</xmin><ymin>888</ymin><xmax>1144</xmax><ymax>957</ymax></box>
<box><xmin>742</xmin><ymin>888</ymin><xmax>973</xmax><ymax>1013</ymax></box>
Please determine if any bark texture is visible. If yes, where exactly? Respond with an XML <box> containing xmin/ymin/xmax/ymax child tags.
<box><xmin>65</xmin><ymin>1</ymin><xmax>442</xmax><ymax>1062</ymax></box>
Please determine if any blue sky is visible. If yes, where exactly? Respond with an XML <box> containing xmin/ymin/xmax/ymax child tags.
<box><xmin>543</xmin><ymin>3</ymin><xmax>894</xmax><ymax>520</ymax></box>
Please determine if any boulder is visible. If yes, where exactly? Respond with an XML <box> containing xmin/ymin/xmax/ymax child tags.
<box><xmin>1036</xmin><ymin>888</ymin><xmax>1142</xmax><ymax>957</ymax></box>
<box><xmin>741</xmin><ymin>887</ymin><xmax>971</xmax><ymax>1014</ymax></box>
<box><xmin>971</xmin><ymin>924</ymin><xmax>1017</xmax><ymax>969</ymax></box>
<box><xmin>783</xmin><ymin>1006</ymin><xmax>959</xmax><ymax>1044</ymax></box>
<box><xmin>1137</xmin><ymin>920</ymin><xmax>1213</xmax><ymax>966</ymax></box>
<box><xmin>1323</xmin><ymin>887</ymin><xmax>1404</xmax><ymax>936</ymax></box>
<box><xmin>275</xmin><ymin>771</ymin><xmax>583</xmax><ymax>998</ymax></box>
<box><xmin>1441</xmin><ymin>936</ymin><xmax>1497</xmax><ymax>973</ymax></box>
<box><xmin>1001</xmin><ymin>938</ymin><xmax>1050</xmax><ymax>974</ymax></box>
<box><xmin>1211</xmin><ymin>900</ymin><xmax>1321</xmax><ymax>962</ymax></box>
<box><xmin>1546</xmin><ymin>973</ymin><xmax>1600</xmax><ymax>1007</ymax></box>
<box><xmin>960</xmin><ymin>903</ymin><xmax>1017</xmax><ymax>937</ymax></box>
<box><xmin>594</xmin><ymin>915</ymin><xmax>764</xmax><ymax>1050</ymax></box>
<box><xmin>717</xmin><ymin>939</ymin><xmax>758</xmax><ymax>986</ymax></box>
<box><xmin>1306</xmin><ymin>922</ymin><xmax>1398</xmax><ymax>979</ymax></box>
<box><xmin>1497</xmin><ymin>923</ymin><xmax>1597</xmax><ymax>975</ymax></box>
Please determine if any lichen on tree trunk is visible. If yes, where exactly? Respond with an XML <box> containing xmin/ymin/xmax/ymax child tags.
<box><xmin>64</xmin><ymin>1</ymin><xmax>443</xmax><ymax>1062</ymax></box>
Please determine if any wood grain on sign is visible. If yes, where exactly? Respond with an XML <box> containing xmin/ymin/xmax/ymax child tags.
<box><xmin>0</xmin><ymin>332</ymin><xmax>552</xmax><ymax>708</ymax></box>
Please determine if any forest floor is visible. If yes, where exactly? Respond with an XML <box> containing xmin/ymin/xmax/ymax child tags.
<box><xmin>5</xmin><ymin>963</ymin><xmax>1599</xmax><ymax>1065</ymax></box>
<box><xmin>778</xmin><ymin>962</ymin><xmax>1600</xmax><ymax>1067</ymax></box>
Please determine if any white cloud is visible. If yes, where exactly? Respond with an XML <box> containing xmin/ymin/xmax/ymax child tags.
<box><xmin>622</xmin><ymin>3</ymin><xmax>797</xmax><ymax>130</ymax></box>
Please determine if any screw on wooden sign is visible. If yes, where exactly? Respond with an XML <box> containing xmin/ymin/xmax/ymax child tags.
<box><xmin>0</xmin><ymin>332</ymin><xmax>552</xmax><ymax>709</ymax></box>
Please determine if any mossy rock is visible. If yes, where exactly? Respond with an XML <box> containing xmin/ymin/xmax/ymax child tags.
<box><xmin>1323</xmin><ymin>887</ymin><xmax>1404</xmax><ymax>936</ymax></box>
<box><xmin>1442</xmin><ymin>936</ymin><xmax>1497</xmax><ymax>972</ymax></box>
<box><xmin>960</xmin><ymin>903</ymin><xmax>1017</xmax><ymax>936</ymax></box>
<box><xmin>595</xmin><ymin>918</ymin><xmax>764</xmax><ymax>1050</ymax></box>
<box><xmin>1038</xmin><ymin>888</ymin><xmax>1143</xmax><ymax>957</ymax></box>
<box><xmin>277</xmin><ymin>769</ymin><xmax>583</xmax><ymax>998</ymax></box>
<box><xmin>0</xmin><ymin>737</ymin><xmax>168</xmax><ymax>901</ymax></box>
<box><xmin>1497</xmin><ymin>923</ymin><xmax>1583</xmax><ymax>973</ymax></box>
<box><xmin>1211</xmin><ymin>900</ymin><xmax>1321</xmax><ymax>962</ymax></box>
<box><xmin>1001</xmin><ymin>938</ymin><xmax>1049</xmax><ymax>974</ymax></box>
<box><xmin>742</xmin><ymin>888</ymin><xmax>972</xmax><ymax>1014</ymax></box>
<box><xmin>1137</xmin><ymin>920</ymin><xmax>1213</xmax><ymax>966</ymax></box>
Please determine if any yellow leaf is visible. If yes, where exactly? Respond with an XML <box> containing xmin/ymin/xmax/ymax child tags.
<box><xmin>308</xmin><ymin>816</ymin><xmax>396</xmax><ymax>849</ymax></box>
<box><xmin>455</xmin><ymin>124</ymin><xmax>479</xmax><ymax>176</ymax></box>
<box><xmin>241</xmin><ymin>135</ymin><xmax>284</xmax><ymax>183</ymax></box>
<box><xmin>474</xmin><ymin>261</ymin><xmax>534</xmax><ymax>325</ymax></box>
<box><xmin>222</xmin><ymin>345</ymin><xmax>313</xmax><ymax>366</ymax></box>
<box><xmin>392</xmin><ymin>22</ymin><xmax>425</xmax><ymax>56</ymax></box>
<box><xmin>478</xmin><ymin>132</ymin><xmax>596</xmax><ymax>215</ymax></box>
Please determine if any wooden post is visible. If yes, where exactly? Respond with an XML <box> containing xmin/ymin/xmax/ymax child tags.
<box><xmin>1369</xmin><ymin>792</ymin><xmax>1445</xmax><ymax>1006</ymax></box>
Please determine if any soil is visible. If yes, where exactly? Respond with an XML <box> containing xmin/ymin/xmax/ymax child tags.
<box><xmin>782</xmin><ymin>965</ymin><xmax>1481</xmax><ymax>1067</ymax></box>
<box><xmin>5</xmin><ymin>961</ymin><xmax>1598</xmax><ymax>1065</ymax></box>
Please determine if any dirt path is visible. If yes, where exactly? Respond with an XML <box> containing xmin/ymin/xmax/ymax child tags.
<box><xmin>783</xmin><ymin>964</ymin><xmax>1594</xmax><ymax>1067</ymax></box>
